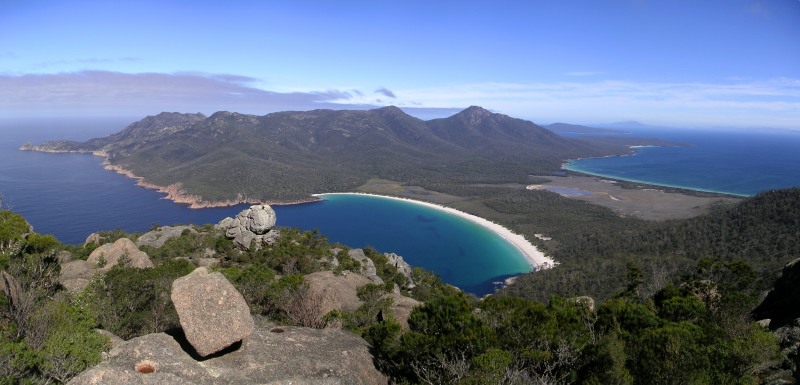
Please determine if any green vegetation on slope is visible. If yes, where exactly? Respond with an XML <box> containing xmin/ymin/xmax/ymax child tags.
<box><xmin>1</xmin><ymin>211</ymin><xmax>108</xmax><ymax>384</ymax></box>
<box><xmin>32</xmin><ymin>106</ymin><xmax>631</xmax><ymax>202</ymax></box>
<box><xmin>424</xmin><ymin>187</ymin><xmax>800</xmax><ymax>303</ymax></box>
<box><xmin>366</xmin><ymin>259</ymin><xmax>778</xmax><ymax>384</ymax></box>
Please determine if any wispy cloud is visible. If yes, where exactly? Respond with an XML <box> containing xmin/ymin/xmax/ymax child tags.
<box><xmin>0</xmin><ymin>71</ymin><xmax>375</xmax><ymax>117</ymax></box>
<box><xmin>375</xmin><ymin>87</ymin><xmax>397</xmax><ymax>98</ymax></box>
<box><xmin>2</xmin><ymin>70</ymin><xmax>797</xmax><ymax>128</ymax></box>
<box><xmin>338</xmin><ymin>78</ymin><xmax>800</xmax><ymax>128</ymax></box>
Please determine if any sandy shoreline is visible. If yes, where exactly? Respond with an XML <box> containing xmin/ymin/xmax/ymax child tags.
<box><xmin>314</xmin><ymin>192</ymin><xmax>556</xmax><ymax>271</ymax></box>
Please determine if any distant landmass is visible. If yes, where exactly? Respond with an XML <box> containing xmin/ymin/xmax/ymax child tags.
<box><xmin>546</xmin><ymin>122</ymin><xmax>629</xmax><ymax>134</ymax></box>
<box><xmin>24</xmin><ymin>106</ymin><xmax>635</xmax><ymax>206</ymax></box>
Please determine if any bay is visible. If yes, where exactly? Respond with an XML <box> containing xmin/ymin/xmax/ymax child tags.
<box><xmin>563</xmin><ymin>128</ymin><xmax>800</xmax><ymax>196</ymax></box>
<box><xmin>0</xmin><ymin>118</ymin><xmax>530</xmax><ymax>295</ymax></box>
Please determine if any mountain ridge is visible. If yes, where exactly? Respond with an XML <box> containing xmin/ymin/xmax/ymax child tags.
<box><xmin>24</xmin><ymin>106</ymin><xmax>628</xmax><ymax>206</ymax></box>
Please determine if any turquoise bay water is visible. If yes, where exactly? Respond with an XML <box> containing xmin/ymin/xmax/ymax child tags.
<box><xmin>278</xmin><ymin>194</ymin><xmax>531</xmax><ymax>293</ymax></box>
<box><xmin>563</xmin><ymin>128</ymin><xmax>800</xmax><ymax>196</ymax></box>
<box><xmin>0</xmin><ymin>118</ymin><xmax>530</xmax><ymax>295</ymax></box>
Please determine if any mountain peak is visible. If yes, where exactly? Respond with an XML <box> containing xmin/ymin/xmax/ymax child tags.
<box><xmin>372</xmin><ymin>105</ymin><xmax>409</xmax><ymax>117</ymax></box>
<box><xmin>461</xmin><ymin>105</ymin><xmax>492</xmax><ymax>116</ymax></box>
<box><xmin>452</xmin><ymin>106</ymin><xmax>498</xmax><ymax>125</ymax></box>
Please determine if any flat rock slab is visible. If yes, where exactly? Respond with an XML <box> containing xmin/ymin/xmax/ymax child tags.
<box><xmin>68</xmin><ymin>323</ymin><xmax>388</xmax><ymax>385</ymax></box>
<box><xmin>171</xmin><ymin>267</ymin><xmax>254</xmax><ymax>357</ymax></box>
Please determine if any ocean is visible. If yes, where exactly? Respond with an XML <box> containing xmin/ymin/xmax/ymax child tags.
<box><xmin>0</xmin><ymin>118</ymin><xmax>529</xmax><ymax>295</ymax></box>
<box><xmin>563</xmin><ymin>127</ymin><xmax>800</xmax><ymax>196</ymax></box>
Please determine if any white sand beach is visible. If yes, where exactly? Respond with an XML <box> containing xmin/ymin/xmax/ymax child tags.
<box><xmin>313</xmin><ymin>192</ymin><xmax>556</xmax><ymax>271</ymax></box>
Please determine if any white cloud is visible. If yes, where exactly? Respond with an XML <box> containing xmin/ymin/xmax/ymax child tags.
<box><xmin>333</xmin><ymin>78</ymin><xmax>800</xmax><ymax>128</ymax></box>
<box><xmin>2</xmin><ymin>70</ymin><xmax>797</xmax><ymax>128</ymax></box>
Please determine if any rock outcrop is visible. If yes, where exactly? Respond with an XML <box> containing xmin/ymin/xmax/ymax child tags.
<box><xmin>67</xmin><ymin>320</ymin><xmax>388</xmax><ymax>385</ymax></box>
<box><xmin>61</xmin><ymin>238</ymin><xmax>154</xmax><ymax>292</ymax></box>
<box><xmin>0</xmin><ymin>271</ymin><xmax>22</xmax><ymax>310</ymax></box>
<box><xmin>84</xmin><ymin>232</ymin><xmax>103</xmax><ymax>246</ymax></box>
<box><xmin>753</xmin><ymin>258</ymin><xmax>800</xmax><ymax>380</ymax></box>
<box><xmin>87</xmin><ymin>238</ymin><xmax>154</xmax><ymax>271</ymax></box>
<box><xmin>347</xmin><ymin>249</ymin><xmax>383</xmax><ymax>285</ymax></box>
<box><xmin>217</xmin><ymin>205</ymin><xmax>279</xmax><ymax>250</ymax></box>
<box><xmin>59</xmin><ymin>259</ymin><xmax>96</xmax><ymax>293</ymax></box>
<box><xmin>171</xmin><ymin>267</ymin><xmax>254</xmax><ymax>357</ymax></box>
<box><xmin>304</xmin><ymin>270</ymin><xmax>420</xmax><ymax>329</ymax></box>
<box><xmin>306</xmin><ymin>271</ymin><xmax>374</xmax><ymax>315</ymax></box>
<box><xmin>385</xmin><ymin>252</ymin><xmax>415</xmax><ymax>288</ymax></box>
<box><xmin>753</xmin><ymin>258</ymin><xmax>800</xmax><ymax>330</ymax></box>
<box><xmin>136</xmin><ymin>225</ymin><xmax>197</xmax><ymax>249</ymax></box>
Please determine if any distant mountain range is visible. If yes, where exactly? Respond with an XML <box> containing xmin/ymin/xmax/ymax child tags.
<box><xmin>26</xmin><ymin>106</ymin><xmax>633</xmax><ymax>205</ymax></box>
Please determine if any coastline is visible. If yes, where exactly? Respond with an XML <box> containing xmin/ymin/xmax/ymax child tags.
<box><xmin>562</xmin><ymin>162</ymin><xmax>749</xmax><ymax>198</ymax></box>
<box><xmin>20</xmin><ymin>145</ymin><xmax>320</xmax><ymax>208</ymax></box>
<box><xmin>314</xmin><ymin>192</ymin><xmax>556</xmax><ymax>271</ymax></box>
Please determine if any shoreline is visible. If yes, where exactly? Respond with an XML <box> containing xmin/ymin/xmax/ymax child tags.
<box><xmin>562</xmin><ymin>163</ymin><xmax>749</xmax><ymax>198</ymax></box>
<box><xmin>21</xmin><ymin>146</ymin><xmax>320</xmax><ymax>208</ymax></box>
<box><xmin>314</xmin><ymin>192</ymin><xmax>556</xmax><ymax>271</ymax></box>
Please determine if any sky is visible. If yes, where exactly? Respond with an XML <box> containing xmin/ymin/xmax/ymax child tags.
<box><xmin>1</xmin><ymin>0</ymin><xmax>798</xmax><ymax>128</ymax></box>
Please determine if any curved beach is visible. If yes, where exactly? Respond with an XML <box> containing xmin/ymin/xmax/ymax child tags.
<box><xmin>313</xmin><ymin>192</ymin><xmax>555</xmax><ymax>271</ymax></box>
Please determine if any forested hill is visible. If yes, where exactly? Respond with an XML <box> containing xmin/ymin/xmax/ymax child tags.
<box><xmin>26</xmin><ymin>106</ymin><xmax>628</xmax><ymax>203</ymax></box>
<box><xmin>502</xmin><ymin>188</ymin><xmax>800</xmax><ymax>302</ymax></box>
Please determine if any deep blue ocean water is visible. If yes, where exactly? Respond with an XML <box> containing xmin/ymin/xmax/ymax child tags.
<box><xmin>0</xmin><ymin>118</ymin><xmax>530</xmax><ymax>295</ymax></box>
<box><xmin>563</xmin><ymin>128</ymin><xmax>800</xmax><ymax>196</ymax></box>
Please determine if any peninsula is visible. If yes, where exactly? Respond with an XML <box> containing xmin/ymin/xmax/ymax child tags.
<box><xmin>22</xmin><ymin>106</ymin><xmax>645</xmax><ymax>207</ymax></box>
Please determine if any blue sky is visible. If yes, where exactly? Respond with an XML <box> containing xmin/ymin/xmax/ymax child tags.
<box><xmin>1</xmin><ymin>0</ymin><xmax>798</xmax><ymax>128</ymax></box>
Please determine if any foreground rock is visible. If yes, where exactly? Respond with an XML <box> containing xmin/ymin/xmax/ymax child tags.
<box><xmin>67</xmin><ymin>321</ymin><xmax>387</xmax><ymax>385</ymax></box>
<box><xmin>217</xmin><ymin>204</ymin><xmax>279</xmax><ymax>249</ymax></box>
<box><xmin>171</xmin><ymin>267</ymin><xmax>255</xmax><ymax>357</ymax></box>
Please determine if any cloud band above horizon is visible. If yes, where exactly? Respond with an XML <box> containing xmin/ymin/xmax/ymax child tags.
<box><xmin>1</xmin><ymin>70</ymin><xmax>797</xmax><ymax>129</ymax></box>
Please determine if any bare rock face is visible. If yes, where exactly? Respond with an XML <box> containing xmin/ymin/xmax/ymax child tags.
<box><xmin>385</xmin><ymin>252</ymin><xmax>415</xmax><ymax>288</ymax></box>
<box><xmin>217</xmin><ymin>205</ymin><xmax>278</xmax><ymax>250</ymax></box>
<box><xmin>136</xmin><ymin>225</ymin><xmax>197</xmax><ymax>249</ymax></box>
<box><xmin>0</xmin><ymin>271</ymin><xmax>22</xmax><ymax>310</ymax></box>
<box><xmin>387</xmin><ymin>293</ymin><xmax>421</xmax><ymax>330</ymax></box>
<box><xmin>87</xmin><ymin>238</ymin><xmax>154</xmax><ymax>271</ymax></box>
<box><xmin>304</xmin><ymin>271</ymin><xmax>420</xmax><ymax>329</ymax></box>
<box><xmin>59</xmin><ymin>260</ymin><xmax>96</xmax><ymax>293</ymax></box>
<box><xmin>67</xmin><ymin>322</ymin><xmax>388</xmax><ymax>385</ymax></box>
<box><xmin>84</xmin><ymin>232</ymin><xmax>103</xmax><ymax>246</ymax></box>
<box><xmin>171</xmin><ymin>267</ymin><xmax>254</xmax><ymax>357</ymax></box>
<box><xmin>347</xmin><ymin>249</ymin><xmax>383</xmax><ymax>285</ymax></box>
<box><xmin>305</xmin><ymin>271</ymin><xmax>373</xmax><ymax>315</ymax></box>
